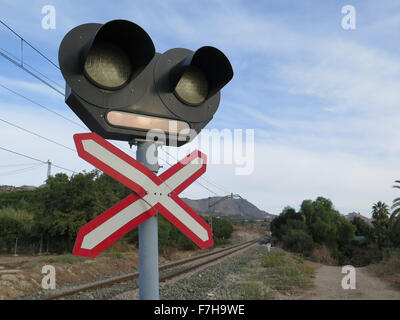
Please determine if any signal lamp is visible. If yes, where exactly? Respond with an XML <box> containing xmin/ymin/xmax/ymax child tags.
<box><xmin>59</xmin><ymin>20</ymin><xmax>233</xmax><ymax>146</ymax></box>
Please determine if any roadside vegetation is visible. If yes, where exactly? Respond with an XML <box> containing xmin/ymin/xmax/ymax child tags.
<box><xmin>219</xmin><ymin>248</ymin><xmax>315</xmax><ymax>299</ymax></box>
<box><xmin>271</xmin><ymin>192</ymin><xmax>400</xmax><ymax>268</ymax></box>
<box><xmin>369</xmin><ymin>252</ymin><xmax>400</xmax><ymax>287</ymax></box>
<box><xmin>0</xmin><ymin>171</ymin><xmax>234</xmax><ymax>255</ymax></box>
<box><xmin>160</xmin><ymin>247</ymin><xmax>316</xmax><ymax>300</ymax></box>
<box><xmin>262</xmin><ymin>251</ymin><xmax>315</xmax><ymax>296</ymax></box>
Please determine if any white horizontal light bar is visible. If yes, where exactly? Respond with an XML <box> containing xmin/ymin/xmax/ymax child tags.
<box><xmin>106</xmin><ymin>111</ymin><xmax>190</xmax><ymax>134</ymax></box>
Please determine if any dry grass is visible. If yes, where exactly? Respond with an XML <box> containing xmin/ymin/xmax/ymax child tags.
<box><xmin>310</xmin><ymin>246</ymin><xmax>335</xmax><ymax>265</ymax></box>
<box><xmin>0</xmin><ymin>243</ymin><xmax>206</xmax><ymax>299</ymax></box>
<box><xmin>369</xmin><ymin>255</ymin><xmax>400</xmax><ymax>287</ymax></box>
<box><xmin>262</xmin><ymin>250</ymin><xmax>286</xmax><ymax>267</ymax></box>
<box><xmin>1</xmin><ymin>248</ymin><xmax>142</xmax><ymax>299</ymax></box>
<box><xmin>263</xmin><ymin>251</ymin><xmax>315</xmax><ymax>294</ymax></box>
<box><xmin>224</xmin><ymin>248</ymin><xmax>316</xmax><ymax>299</ymax></box>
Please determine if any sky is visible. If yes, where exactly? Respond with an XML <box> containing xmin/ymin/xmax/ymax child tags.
<box><xmin>0</xmin><ymin>0</ymin><xmax>400</xmax><ymax>217</ymax></box>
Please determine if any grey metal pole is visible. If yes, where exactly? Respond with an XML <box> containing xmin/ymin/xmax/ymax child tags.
<box><xmin>136</xmin><ymin>141</ymin><xmax>160</xmax><ymax>300</ymax></box>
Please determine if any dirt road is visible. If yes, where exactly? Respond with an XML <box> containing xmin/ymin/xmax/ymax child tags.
<box><xmin>301</xmin><ymin>265</ymin><xmax>400</xmax><ymax>300</ymax></box>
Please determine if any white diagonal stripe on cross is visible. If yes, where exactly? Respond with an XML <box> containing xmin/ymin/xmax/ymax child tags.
<box><xmin>80</xmin><ymin>139</ymin><xmax>207</xmax><ymax>250</ymax></box>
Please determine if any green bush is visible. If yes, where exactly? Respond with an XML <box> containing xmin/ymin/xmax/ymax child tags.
<box><xmin>282</xmin><ymin>229</ymin><xmax>314</xmax><ymax>256</ymax></box>
<box><xmin>339</xmin><ymin>244</ymin><xmax>383</xmax><ymax>267</ymax></box>
<box><xmin>211</xmin><ymin>217</ymin><xmax>234</xmax><ymax>240</ymax></box>
<box><xmin>262</xmin><ymin>253</ymin><xmax>285</xmax><ymax>267</ymax></box>
<box><xmin>271</xmin><ymin>197</ymin><xmax>358</xmax><ymax>262</ymax></box>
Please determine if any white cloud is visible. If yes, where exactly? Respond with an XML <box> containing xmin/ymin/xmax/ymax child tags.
<box><xmin>279</xmin><ymin>39</ymin><xmax>400</xmax><ymax>113</ymax></box>
<box><xmin>214</xmin><ymin>141</ymin><xmax>400</xmax><ymax>217</ymax></box>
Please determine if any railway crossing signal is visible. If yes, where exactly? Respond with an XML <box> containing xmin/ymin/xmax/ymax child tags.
<box><xmin>73</xmin><ymin>133</ymin><xmax>213</xmax><ymax>257</ymax></box>
<box><xmin>58</xmin><ymin>19</ymin><xmax>233</xmax><ymax>146</ymax></box>
<box><xmin>59</xmin><ymin>19</ymin><xmax>233</xmax><ymax>299</ymax></box>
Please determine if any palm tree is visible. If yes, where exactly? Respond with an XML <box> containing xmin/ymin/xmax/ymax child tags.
<box><xmin>391</xmin><ymin>180</ymin><xmax>400</xmax><ymax>221</ymax></box>
<box><xmin>371</xmin><ymin>201</ymin><xmax>390</xmax><ymax>248</ymax></box>
<box><xmin>372</xmin><ymin>201</ymin><xmax>389</xmax><ymax>223</ymax></box>
<box><xmin>389</xmin><ymin>180</ymin><xmax>400</xmax><ymax>246</ymax></box>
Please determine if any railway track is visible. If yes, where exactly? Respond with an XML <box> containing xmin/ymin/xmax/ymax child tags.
<box><xmin>42</xmin><ymin>238</ymin><xmax>260</xmax><ymax>300</ymax></box>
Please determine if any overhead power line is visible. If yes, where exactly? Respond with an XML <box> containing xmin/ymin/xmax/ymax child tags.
<box><xmin>160</xmin><ymin>148</ymin><xmax>230</xmax><ymax>196</ymax></box>
<box><xmin>0</xmin><ymin>146</ymin><xmax>45</xmax><ymax>163</ymax></box>
<box><xmin>0</xmin><ymin>145</ymin><xmax>75</xmax><ymax>173</ymax></box>
<box><xmin>0</xmin><ymin>162</ymin><xmax>38</xmax><ymax>167</ymax></box>
<box><xmin>0</xmin><ymin>117</ymin><xmax>76</xmax><ymax>152</ymax></box>
<box><xmin>0</xmin><ymin>20</ymin><xmax>64</xmax><ymax>96</ymax></box>
<box><xmin>0</xmin><ymin>20</ymin><xmax>60</xmax><ymax>69</ymax></box>
<box><xmin>0</xmin><ymin>47</ymin><xmax>64</xmax><ymax>90</ymax></box>
<box><xmin>158</xmin><ymin>149</ymin><xmax>219</xmax><ymax>196</ymax></box>
<box><xmin>0</xmin><ymin>82</ymin><xmax>85</xmax><ymax>129</ymax></box>
<box><xmin>0</xmin><ymin>82</ymin><xmax>141</xmax><ymax>166</ymax></box>
<box><xmin>0</xmin><ymin>48</ymin><xmax>64</xmax><ymax>96</ymax></box>
<box><xmin>0</xmin><ymin>20</ymin><xmax>233</xmax><ymax>198</ymax></box>
<box><xmin>0</xmin><ymin>163</ymin><xmax>45</xmax><ymax>177</ymax></box>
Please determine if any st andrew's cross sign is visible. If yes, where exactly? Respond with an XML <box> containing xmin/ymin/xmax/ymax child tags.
<box><xmin>72</xmin><ymin>132</ymin><xmax>214</xmax><ymax>258</ymax></box>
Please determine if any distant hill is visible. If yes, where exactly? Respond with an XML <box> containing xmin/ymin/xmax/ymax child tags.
<box><xmin>0</xmin><ymin>185</ymin><xmax>274</xmax><ymax>221</ymax></box>
<box><xmin>0</xmin><ymin>185</ymin><xmax>38</xmax><ymax>194</ymax></box>
<box><xmin>182</xmin><ymin>196</ymin><xmax>275</xmax><ymax>221</ymax></box>
<box><xmin>345</xmin><ymin>212</ymin><xmax>373</xmax><ymax>226</ymax></box>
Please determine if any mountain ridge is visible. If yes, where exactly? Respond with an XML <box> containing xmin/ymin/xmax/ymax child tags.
<box><xmin>0</xmin><ymin>185</ymin><xmax>38</xmax><ymax>193</ymax></box>
<box><xmin>182</xmin><ymin>196</ymin><xmax>275</xmax><ymax>221</ymax></box>
<box><xmin>344</xmin><ymin>212</ymin><xmax>373</xmax><ymax>226</ymax></box>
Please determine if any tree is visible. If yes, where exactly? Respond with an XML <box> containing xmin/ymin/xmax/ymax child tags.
<box><xmin>372</xmin><ymin>201</ymin><xmax>389</xmax><ymax>223</ymax></box>
<box><xmin>388</xmin><ymin>180</ymin><xmax>400</xmax><ymax>247</ymax></box>
<box><xmin>271</xmin><ymin>206</ymin><xmax>304</xmax><ymax>240</ymax></box>
<box><xmin>371</xmin><ymin>201</ymin><xmax>390</xmax><ymax>248</ymax></box>
<box><xmin>282</xmin><ymin>229</ymin><xmax>314</xmax><ymax>255</ymax></box>
<box><xmin>351</xmin><ymin>216</ymin><xmax>374</xmax><ymax>244</ymax></box>
<box><xmin>0</xmin><ymin>208</ymin><xmax>34</xmax><ymax>253</ymax></box>
<box><xmin>336</xmin><ymin>217</ymin><xmax>356</xmax><ymax>247</ymax></box>
<box><xmin>300</xmin><ymin>197</ymin><xmax>354</xmax><ymax>250</ymax></box>
<box><xmin>389</xmin><ymin>218</ymin><xmax>400</xmax><ymax>247</ymax></box>
<box><xmin>0</xmin><ymin>216</ymin><xmax>24</xmax><ymax>252</ymax></box>
<box><xmin>391</xmin><ymin>180</ymin><xmax>400</xmax><ymax>220</ymax></box>
<box><xmin>272</xmin><ymin>197</ymin><xmax>355</xmax><ymax>261</ymax></box>
<box><xmin>280</xmin><ymin>218</ymin><xmax>308</xmax><ymax>236</ymax></box>
<box><xmin>32</xmin><ymin>171</ymin><xmax>133</xmax><ymax>252</ymax></box>
<box><xmin>301</xmin><ymin>200</ymin><xmax>316</xmax><ymax>227</ymax></box>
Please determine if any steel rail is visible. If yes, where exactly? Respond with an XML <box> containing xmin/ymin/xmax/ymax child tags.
<box><xmin>42</xmin><ymin>239</ymin><xmax>260</xmax><ymax>300</ymax></box>
<box><xmin>159</xmin><ymin>240</ymin><xmax>258</xmax><ymax>282</ymax></box>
